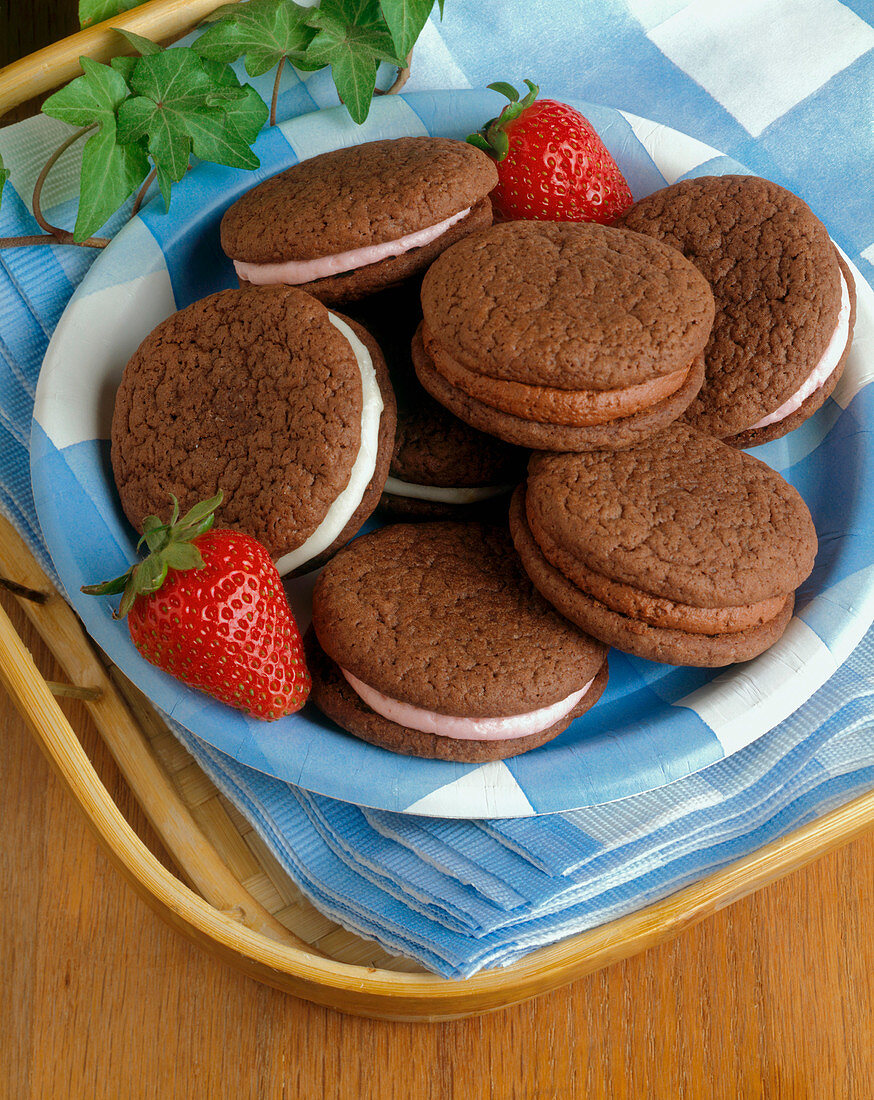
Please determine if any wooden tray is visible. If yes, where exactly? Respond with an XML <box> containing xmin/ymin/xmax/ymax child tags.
<box><xmin>4</xmin><ymin>510</ymin><xmax>874</xmax><ymax>1021</ymax></box>
<box><xmin>2</xmin><ymin>0</ymin><xmax>874</xmax><ymax>1022</ymax></box>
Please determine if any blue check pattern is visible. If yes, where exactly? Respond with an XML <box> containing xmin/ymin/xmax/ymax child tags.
<box><xmin>2</xmin><ymin>1</ymin><xmax>874</xmax><ymax>976</ymax></box>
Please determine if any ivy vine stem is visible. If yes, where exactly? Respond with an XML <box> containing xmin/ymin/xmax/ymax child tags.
<box><xmin>0</xmin><ymin>40</ymin><xmax>417</xmax><ymax>253</ymax></box>
<box><xmin>32</xmin><ymin>124</ymin><xmax>110</xmax><ymax>248</ymax></box>
<box><xmin>375</xmin><ymin>51</ymin><xmax>413</xmax><ymax>97</ymax></box>
<box><xmin>0</xmin><ymin>123</ymin><xmax>110</xmax><ymax>250</ymax></box>
<box><xmin>270</xmin><ymin>56</ymin><xmax>286</xmax><ymax>128</ymax></box>
<box><xmin>131</xmin><ymin>167</ymin><xmax>158</xmax><ymax>218</ymax></box>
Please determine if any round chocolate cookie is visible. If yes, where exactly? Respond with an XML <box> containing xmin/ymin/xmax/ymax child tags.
<box><xmin>308</xmin><ymin>523</ymin><xmax>608</xmax><ymax>761</ymax></box>
<box><xmin>615</xmin><ymin>175</ymin><xmax>856</xmax><ymax>446</ymax></box>
<box><xmin>383</xmin><ymin>387</ymin><xmax>528</xmax><ymax>520</ymax></box>
<box><xmin>415</xmin><ymin>220</ymin><xmax>714</xmax><ymax>451</ymax></box>
<box><xmin>220</xmin><ymin>137</ymin><xmax>498</xmax><ymax>305</ymax></box>
<box><xmin>111</xmin><ymin>285</ymin><xmax>396</xmax><ymax>576</ymax></box>
<box><xmin>345</xmin><ymin>284</ymin><xmax>527</xmax><ymax>519</ymax></box>
<box><xmin>509</xmin><ymin>424</ymin><xmax>817</xmax><ymax>667</ymax></box>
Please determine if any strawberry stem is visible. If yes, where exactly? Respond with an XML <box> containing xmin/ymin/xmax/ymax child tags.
<box><xmin>82</xmin><ymin>491</ymin><xmax>223</xmax><ymax>619</ymax></box>
<box><xmin>467</xmin><ymin>79</ymin><xmax>541</xmax><ymax>163</ymax></box>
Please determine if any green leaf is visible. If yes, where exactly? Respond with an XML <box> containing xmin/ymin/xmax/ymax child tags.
<box><xmin>177</xmin><ymin>490</ymin><xmax>223</xmax><ymax>531</ymax></box>
<box><xmin>306</xmin><ymin>0</ymin><xmax>404</xmax><ymax>122</ymax></box>
<box><xmin>163</xmin><ymin>541</ymin><xmax>205</xmax><ymax>571</ymax></box>
<box><xmin>465</xmin><ymin>133</ymin><xmax>491</xmax><ymax>155</ymax></box>
<box><xmin>307</xmin><ymin>0</ymin><xmax>403</xmax><ymax>64</ymax></box>
<box><xmin>118</xmin><ymin>93</ymin><xmax>189</xmax><ymax>206</ymax></box>
<box><xmin>140</xmin><ymin>515</ymin><xmax>170</xmax><ymax>553</ymax></box>
<box><xmin>378</xmin><ymin>0</ymin><xmax>434</xmax><ymax>58</ymax></box>
<box><xmin>489</xmin><ymin>127</ymin><xmax>509</xmax><ymax>159</ymax></box>
<box><xmin>0</xmin><ymin>152</ymin><xmax>8</xmax><ymax>211</ymax></box>
<box><xmin>133</xmin><ymin>554</ymin><xmax>168</xmax><ymax>595</ymax></box>
<box><xmin>78</xmin><ymin>0</ymin><xmax>143</xmax><ymax>29</ymax></box>
<box><xmin>114</xmin><ymin>28</ymin><xmax>163</xmax><ymax>56</ymax></box>
<box><xmin>81</xmin><ymin>571</ymin><xmax>131</xmax><ymax>596</ymax></box>
<box><xmin>142</xmin><ymin>514</ymin><xmax>165</xmax><ymax>535</ymax></box>
<box><xmin>110</xmin><ymin>55</ymin><xmax>137</xmax><ymax>82</ymax></box>
<box><xmin>194</xmin><ymin>0</ymin><xmax>316</xmax><ymax>78</ymax></box>
<box><xmin>330</xmin><ymin>50</ymin><xmax>378</xmax><ymax>124</ymax></box>
<box><xmin>199</xmin><ymin>61</ymin><xmax>269</xmax><ymax>145</ymax></box>
<box><xmin>117</xmin><ymin>48</ymin><xmax>265</xmax><ymax>208</ymax></box>
<box><xmin>84</xmin><ymin>492</ymin><xmax>218</xmax><ymax>619</ymax></box>
<box><xmin>187</xmin><ymin>110</ymin><xmax>261</xmax><ymax>170</ymax></box>
<box><xmin>42</xmin><ymin>54</ymin><xmax>130</xmax><ymax>127</ymax></box>
<box><xmin>219</xmin><ymin>84</ymin><xmax>269</xmax><ymax>146</ymax></box>
<box><xmin>487</xmin><ymin>81</ymin><xmax>519</xmax><ymax>103</ymax></box>
<box><xmin>42</xmin><ymin>56</ymin><xmax>149</xmax><ymax>240</ymax></box>
<box><xmin>73</xmin><ymin>117</ymin><xmax>150</xmax><ymax>241</ymax></box>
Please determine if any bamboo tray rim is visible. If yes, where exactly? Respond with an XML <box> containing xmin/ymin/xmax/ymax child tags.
<box><xmin>3</xmin><ymin>507</ymin><xmax>874</xmax><ymax>1018</ymax></box>
<box><xmin>3</xmin><ymin>4</ymin><xmax>874</xmax><ymax>1020</ymax></box>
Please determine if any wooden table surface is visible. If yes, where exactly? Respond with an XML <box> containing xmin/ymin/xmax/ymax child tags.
<box><xmin>2</xmin><ymin>6</ymin><xmax>873</xmax><ymax>1097</ymax></box>
<box><xmin>3</xmin><ymin>593</ymin><xmax>873</xmax><ymax>1098</ymax></box>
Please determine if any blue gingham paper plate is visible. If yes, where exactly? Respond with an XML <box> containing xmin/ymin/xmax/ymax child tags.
<box><xmin>30</xmin><ymin>90</ymin><xmax>874</xmax><ymax>818</ymax></box>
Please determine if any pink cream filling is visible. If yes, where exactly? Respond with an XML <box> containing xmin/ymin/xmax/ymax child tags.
<box><xmin>749</xmin><ymin>270</ymin><xmax>852</xmax><ymax>430</ymax></box>
<box><xmin>340</xmin><ymin>667</ymin><xmax>595</xmax><ymax>741</ymax></box>
<box><xmin>234</xmin><ymin>207</ymin><xmax>472</xmax><ymax>286</ymax></box>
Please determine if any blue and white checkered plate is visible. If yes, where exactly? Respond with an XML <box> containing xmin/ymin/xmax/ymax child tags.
<box><xmin>30</xmin><ymin>90</ymin><xmax>874</xmax><ymax>818</ymax></box>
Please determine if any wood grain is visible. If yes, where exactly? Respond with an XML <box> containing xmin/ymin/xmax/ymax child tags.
<box><xmin>0</xmin><ymin>0</ymin><xmax>237</xmax><ymax>117</ymax></box>
<box><xmin>2</xmin><ymin>2</ymin><xmax>874</xmax><ymax>1093</ymax></box>
<box><xmin>1</xmin><ymin>582</ymin><xmax>872</xmax><ymax>1097</ymax></box>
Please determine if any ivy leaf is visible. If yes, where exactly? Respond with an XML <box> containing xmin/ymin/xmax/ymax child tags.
<box><xmin>110</xmin><ymin>55</ymin><xmax>137</xmax><ymax>83</ymax></box>
<box><xmin>42</xmin><ymin>57</ymin><xmax>150</xmax><ymax>240</ymax></box>
<box><xmin>74</xmin><ymin>118</ymin><xmax>150</xmax><ymax>240</ymax></box>
<box><xmin>185</xmin><ymin>109</ymin><xmax>262</xmax><ymax>171</ymax></box>
<box><xmin>114</xmin><ymin>28</ymin><xmax>163</xmax><ymax>56</ymax></box>
<box><xmin>78</xmin><ymin>0</ymin><xmax>143</xmax><ymax>29</ymax></box>
<box><xmin>378</xmin><ymin>0</ymin><xmax>434</xmax><ymax>59</ymax></box>
<box><xmin>306</xmin><ymin>0</ymin><xmax>405</xmax><ymax>123</ymax></box>
<box><xmin>200</xmin><ymin>60</ymin><xmax>270</xmax><ymax>146</ymax></box>
<box><xmin>0</xmin><ymin>152</ymin><xmax>9</xmax><ymax>211</ymax></box>
<box><xmin>117</xmin><ymin>48</ymin><xmax>266</xmax><ymax>207</ymax></box>
<box><xmin>42</xmin><ymin>54</ymin><xmax>131</xmax><ymax>127</ymax></box>
<box><xmin>194</xmin><ymin>0</ymin><xmax>316</xmax><ymax>78</ymax></box>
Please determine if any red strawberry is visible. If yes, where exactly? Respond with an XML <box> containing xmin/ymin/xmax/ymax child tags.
<box><xmin>83</xmin><ymin>492</ymin><xmax>310</xmax><ymax>720</ymax></box>
<box><xmin>467</xmin><ymin>80</ymin><xmax>633</xmax><ymax>224</ymax></box>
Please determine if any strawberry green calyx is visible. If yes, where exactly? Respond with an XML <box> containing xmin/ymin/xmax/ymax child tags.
<box><xmin>82</xmin><ymin>491</ymin><xmax>223</xmax><ymax>618</ymax></box>
<box><xmin>466</xmin><ymin>79</ymin><xmax>540</xmax><ymax>163</ymax></box>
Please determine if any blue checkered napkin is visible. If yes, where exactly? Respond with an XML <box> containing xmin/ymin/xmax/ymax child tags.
<box><xmin>2</xmin><ymin>2</ymin><xmax>874</xmax><ymax>976</ymax></box>
<box><xmin>168</xmin><ymin>653</ymin><xmax>874</xmax><ymax>975</ymax></box>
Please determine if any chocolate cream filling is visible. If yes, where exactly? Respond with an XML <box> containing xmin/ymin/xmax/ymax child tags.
<box><xmin>533</xmin><ymin>516</ymin><xmax>787</xmax><ymax>636</ymax></box>
<box><xmin>422</xmin><ymin>326</ymin><xmax>692</xmax><ymax>427</ymax></box>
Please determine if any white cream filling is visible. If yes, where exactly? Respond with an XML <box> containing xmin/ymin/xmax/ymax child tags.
<box><xmin>274</xmin><ymin>313</ymin><xmax>383</xmax><ymax>575</ymax></box>
<box><xmin>749</xmin><ymin>270</ymin><xmax>852</xmax><ymax>430</ymax></box>
<box><xmin>382</xmin><ymin>476</ymin><xmax>514</xmax><ymax>504</ymax></box>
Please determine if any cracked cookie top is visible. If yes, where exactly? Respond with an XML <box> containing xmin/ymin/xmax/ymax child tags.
<box><xmin>111</xmin><ymin>285</ymin><xmax>385</xmax><ymax>560</ymax></box>
<box><xmin>419</xmin><ymin>220</ymin><xmax>715</xmax><ymax>390</ymax></box>
<box><xmin>616</xmin><ymin>175</ymin><xmax>843</xmax><ymax>437</ymax></box>
<box><xmin>220</xmin><ymin>137</ymin><xmax>498</xmax><ymax>264</ymax></box>
<box><xmin>524</xmin><ymin>424</ymin><xmax>817</xmax><ymax>608</ymax></box>
<box><xmin>312</xmin><ymin>522</ymin><xmax>607</xmax><ymax>716</ymax></box>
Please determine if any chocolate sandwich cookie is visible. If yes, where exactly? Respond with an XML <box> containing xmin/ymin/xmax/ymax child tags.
<box><xmin>616</xmin><ymin>175</ymin><xmax>856</xmax><ymax>447</ymax></box>
<box><xmin>111</xmin><ymin>285</ymin><xmax>396</xmax><ymax>576</ymax></box>
<box><xmin>308</xmin><ymin>523</ymin><xmax>608</xmax><ymax>762</ymax></box>
<box><xmin>414</xmin><ymin>220</ymin><xmax>714</xmax><ymax>451</ymax></box>
<box><xmin>383</xmin><ymin>386</ymin><xmax>528</xmax><ymax>519</ymax></box>
<box><xmin>345</xmin><ymin>285</ymin><xmax>527</xmax><ymax>519</ymax></box>
<box><xmin>509</xmin><ymin>424</ymin><xmax>817</xmax><ymax>667</ymax></box>
<box><xmin>220</xmin><ymin>137</ymin><xmax>498</xmax><ymax>305</ymax></box>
